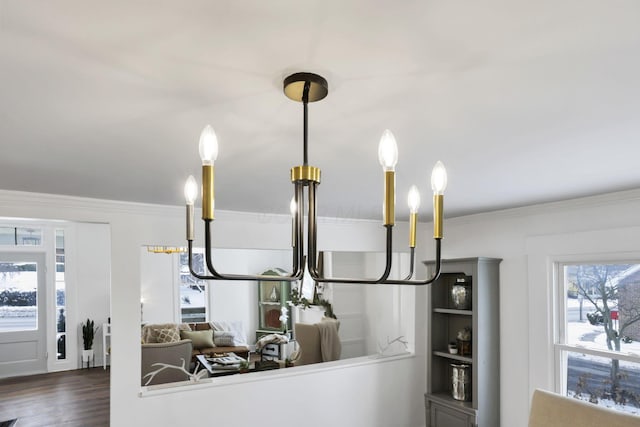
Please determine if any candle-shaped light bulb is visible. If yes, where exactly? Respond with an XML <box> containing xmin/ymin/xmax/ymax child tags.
<box><xmin>378</xmin><ymin>129</ymin><xmax>398</xmax><ymax>171</ymax></box>
<box><xmin>431</xmin><ymin>161</ymin><xmax>447</xmax><ymax>195</ymax></box>
<box><xmin>408</xmin><ymin>185</ymin><xmax>421</xmax><ymax>214</ymax></box>
<box><xmin>379</xmin><ymin>129</ymin><xmax>398</xmax><ymax>226</ymax></box>
<box><xmin>184</xmin><ymin>175</ymin><xmax>198</xmax><ymax>205</ymax></box>
<box><xmin>290</xmin><ymin>197</ymin><xmax>297</xmax><ymax>216</ymax></box>
<box><xmin>199</xmin><ymin>125</ymin><xmax>218</xmax><ymax>165</ymax></box>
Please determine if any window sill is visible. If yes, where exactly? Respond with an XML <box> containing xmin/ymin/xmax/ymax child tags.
<box><xmin>139</xmin><ymin>351</ymin><xmax>415</xmax><ymax>397</ymax></box>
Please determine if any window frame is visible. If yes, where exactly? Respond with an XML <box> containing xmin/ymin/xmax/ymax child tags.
<box><xmin>176</xmin><ymin>248</ymin><xmax>209</xmax><ymax>323</ymax></box>
<box><xmin>553</xmin><ymin>259</ymin><xmax>640</xmax><ymax>399</ymax></box>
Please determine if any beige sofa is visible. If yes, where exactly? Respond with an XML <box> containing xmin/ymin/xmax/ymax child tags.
<box><xmin>141</xmin><ymin>322</ymin><xmax>249</xmax><ymax>364</ymax></box>
<box><xmin>529</xmin><ymin>389</ymin><xmax>640</xmax><ymax>427</ymax></box>
<box><xmin>185</xmin><ymin>322</ymin><xmax>249</xmax><ymax>360</ymax></box>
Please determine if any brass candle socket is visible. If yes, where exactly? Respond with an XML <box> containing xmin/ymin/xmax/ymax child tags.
<box><xmin>383</xmin><ymin>170</ymin><xmax>395</xmax><ymax>226</ymax></box>
<box><xmin>202</xmin><ymin>165</ymin><xmax>215</xmax><ymax>220</ymax></box>
<box><xmin>433</xmin><ymin>194</ymin><xmax>443</xmax><ymax>239</ymax></box>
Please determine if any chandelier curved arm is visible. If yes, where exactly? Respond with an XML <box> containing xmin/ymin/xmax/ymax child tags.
<box><xmin>201</xmin><ymin>221</ymin><xmax>304</xmax><ymax>281</ymax></box>
<box><xmin>403</xmin><ymin>247</ymin><xmax>416</xmax><ymax>280</ymax></box>
<box><xmin>375</xmin><ymin>239</ymin><xmax>441</xmax><ymax>285</ymax></box>
<box><xmin>185</xmin><ymin>227</ymin><xmax>304</xmax><ymax>282</ymax></box>
<box><xmin>305</xmin><ymin>181</ymin><xmax>393</xmax><ymax>284</ymax></box>
<box><xmin>308</xmin><ymin>239</ymin><xmax>442</xmax><ymax>286</ymax></box>
<box><xmin>187</xmin><ymin>240</ymin><xmax>216</xmax><ymax>280</ymax></box>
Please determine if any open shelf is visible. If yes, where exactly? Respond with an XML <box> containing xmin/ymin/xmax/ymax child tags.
<box><xmin>424</xmin><ymin>258</ymin><xmax>501</xmax><ymax>427</ymax></box>
<box><xmin>433</xmin><ymin>351</ymin><xmax>473</xmax><ymax>364</ymax></box>
<box><xmin>433</xmin><ymin>308</ymin><xmax>472</xmax><ymax>315</ymax></box>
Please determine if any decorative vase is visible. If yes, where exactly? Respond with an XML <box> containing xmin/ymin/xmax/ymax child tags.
<box><xmin>451</xmin><ymin>278</ymin><xmax>471</xmax><ymax>309</ymax></box>
<box><xmin>451</xmin><ymin>363</ymin><xmax>471</xmax><ymax>401</ymax></box>
<box><xmin>269</xmin><ymin>286</ymin><xmax>278</xmax><ymax>302</ymax></box>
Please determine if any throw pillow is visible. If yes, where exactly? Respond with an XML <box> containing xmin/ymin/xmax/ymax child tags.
<box><xmin>156</xmin><ymin>328</ymin><xmax>180</xmax><ymax>343</ymax></box>
<box><xmin>142</xmin><ymin>323</ymin><xmax>180</xmax><ymax>343</ymax></box>
<box><xmin>180</xmin><ymin>329</ymin><xmax>215</xmax><ymax>349</ymax></box>
<box><xmin>210</xmin><ymin>320</ymin><xmax>248</xmax><ymax>346</ymax></box>
<box><xmin>214</xmin><ymin>331</ymin><xmax>235</xmax><ymax>347</ymax></box>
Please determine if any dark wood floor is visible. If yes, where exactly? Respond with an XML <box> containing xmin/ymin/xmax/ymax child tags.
<box><xmin>0</xmin><ymin>368</ymin><xmax>109</xmax><ymax>427</ymax></box>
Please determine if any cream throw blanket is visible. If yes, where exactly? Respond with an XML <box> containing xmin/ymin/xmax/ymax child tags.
<box><xmin>317</xmin><ymin>318</ymin><xmax>341</xmax><ymax>362</ymax></box>
<box><xmin>255</xmin><ymin>333</ymin><xmax>289</xmax><ymax>351</ymax></box>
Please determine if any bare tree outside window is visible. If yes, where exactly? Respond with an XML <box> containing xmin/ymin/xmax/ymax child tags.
<box><xmin>564</xmin><ymin>263</ymin><xmax>640</xmax><ymax>411</ymax></box>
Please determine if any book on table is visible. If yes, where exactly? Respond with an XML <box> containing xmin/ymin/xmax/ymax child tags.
<box><xmin>207</xmin><ymin>352</ymin><xmax>245</xmax><ymax>367</ymax></box>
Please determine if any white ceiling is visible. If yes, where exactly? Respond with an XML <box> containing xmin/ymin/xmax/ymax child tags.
<box><xmin>1</xmin><ymin>1</ymin><xmax>639</xmax><ymax>220</ymax></box>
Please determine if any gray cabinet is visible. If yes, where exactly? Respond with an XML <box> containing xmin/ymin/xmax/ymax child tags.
<box><xmin>424</xmin><ymin>258</ymin><xmax>501</xmax><ymax>427</ymax></box>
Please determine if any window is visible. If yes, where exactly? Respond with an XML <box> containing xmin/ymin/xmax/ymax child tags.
<box><xmin>55</xmin><ymin>229</ymin><xmax>66</xmax><ymax>360</ymax></box>
<box><xmin>0</xmin><ymin>227</ymin><xmax>42</xmax><ymax>246</ymax></box>
<box><xmin>178</xmin><ymin>250</ymin><xmax>207</xmax><ymax>323</ymax></box>
<box><xmin>557</xmin><ymin>262</ymin><xmax>640</xmax><ymax>414</ymax></box>
<box><xmin>0</xmin><ymin>261</ymin><xmax>39</xmax><ymax>331</ymax></box>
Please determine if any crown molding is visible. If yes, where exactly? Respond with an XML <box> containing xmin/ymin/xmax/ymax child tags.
<box><xmin>446</xmin><ymin>188</ymin><xmax>640</xmax><ymax>226</ymax></box>
<box><xmin>0</xmin><ymin>189</ymin><xmax>399</xmax><ymax>226</ymax></box>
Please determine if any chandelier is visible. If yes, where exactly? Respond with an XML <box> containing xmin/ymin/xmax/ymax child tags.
<box><xmin>146</xmin><ymin>245</ymin><xmax>186</xmax><ymax>254</ymax></box>
<box><xmin>183</xmin><ymin>72</ymin><xmax>446</xmax><ymax>285</ymax></box>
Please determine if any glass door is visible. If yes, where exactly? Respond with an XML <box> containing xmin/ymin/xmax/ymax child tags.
<box><xmin>0</xmin><ymin>252</ymin><xmax>47</xmax><ymax>376</ymax></box>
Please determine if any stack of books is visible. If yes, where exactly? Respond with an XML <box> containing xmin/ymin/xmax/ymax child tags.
<box><xmin>206</xmin><ymin>352</ymin><xmax>245</xmax><ymax>370</ymax></box>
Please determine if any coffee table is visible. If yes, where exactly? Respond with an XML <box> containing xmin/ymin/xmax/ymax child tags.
<box><xmin>195</xmin><ymin>354</ymin><xmax>243</xmax><ymax>377</ymax></box>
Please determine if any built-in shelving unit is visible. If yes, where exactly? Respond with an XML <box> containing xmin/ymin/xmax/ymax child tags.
<box><xmin>424</xmin><ymin>257</ymin><xmax>501</xmax><ymax>427</ymax></box>
<box><xmin>256</xmin><ymin>270</ymin><xmax>291</xmax><ymax>340</ymax></box>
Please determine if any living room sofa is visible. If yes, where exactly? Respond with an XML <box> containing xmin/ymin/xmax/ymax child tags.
<box><xmin>141</xmin><ymin>322</ymin><xmax>250</xmax><ymax>366</ymax></box>
<box><xmin>185</xmin><ymin>322</ymin><xmax>249</xmax><ymax>360</ymax></box>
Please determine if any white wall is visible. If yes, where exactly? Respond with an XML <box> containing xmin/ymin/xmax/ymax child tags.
<box><xmin>140</xmin><ymin>247</ymin><xmax>175</xmax><ymax>324</ymax></box>
<box><xmin>74</xmin><ymin>222</ymin><xmax>111</xmax><ymax>367</ymax></box>
<box><xmin>140</xmin><ymin>247</ymin><xmax>292</xmax><ymax>343</ymax></box>
<box><xmin>313</xmin><ymin>251</ymin><xmax>415</xmax><ymax>360</ymax></box>
<box><xmin>437</xmin><ymin>189</ymin><xmax>640</xmax><ymax>427</ymax></box>
<box><xmin>6</xmin><ymin>186</ymin><xmax>638</xmax><ymax>427</ymax></box>
<box><xmin>0</xmin><ymin>190</ymin><xmax>426</xmax><ymax>427</ymax></box>
<box><xmin>209</xmin><ymin>248</ymin><xmax>292</xmax><ymax>342</ymax></box>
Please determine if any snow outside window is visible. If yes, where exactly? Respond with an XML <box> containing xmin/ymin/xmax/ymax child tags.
<box><xmin>555</xmin><ymin>262</ymin><xmax>640</xmax><ymax>415</ymax></box>
<box><xmin>178</xmin><ymin>250</ymin><xmax>207</xmax><ymax>323</ymax></box>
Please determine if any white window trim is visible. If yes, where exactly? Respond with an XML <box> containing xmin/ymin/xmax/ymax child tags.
<box><xmin>174</xmin><ymin>250</ymin><xmax>209</xmax><ymax>324</ymax></box>
<box><xmin>553</xmin><ymin>260</ymin><xmax>640</xmax><ymax>395</ymax></box>
<box><xmin>526</xmin><ymin>225</ymin><xmax>640</xmax><ymax>399</ymax></box>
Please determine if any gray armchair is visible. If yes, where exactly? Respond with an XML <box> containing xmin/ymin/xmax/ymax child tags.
<box><xmin>141</xmin><ymin>339</ymin><xmax>193</xmax><ymax>386</ymax></box>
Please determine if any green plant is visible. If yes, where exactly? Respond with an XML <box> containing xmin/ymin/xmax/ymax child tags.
<box><xmin>288</xmin><ymin>287</ymin><xmax>337</xmax><ymax>319</ymax></box>
<box><xmin>288</xmin><ymin>286</ymin><xmax>312</xmax><ymax>309</ymax></box>
<box><xmin>82</xmin><ymin>318</ymin><xmax>96</xmax><ymax>350</ymax></box>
